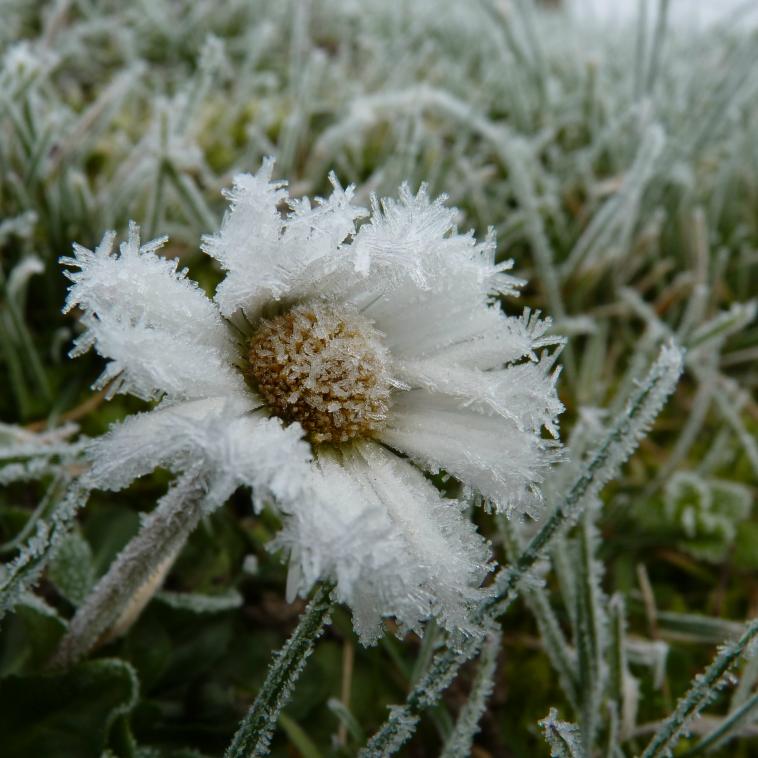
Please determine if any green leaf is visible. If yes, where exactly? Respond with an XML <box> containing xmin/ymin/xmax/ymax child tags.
<box><xmin>0</xmin><ymin>658</ymin><xmax>139</xmax><ymax>758</ymax></box>
<box><xmin>0</xmin><ymin>595</ymin><xmax>66</xmax><ymax>676</ymax></box>
<box><xmin>121</xmin><ymin>612</ymin><xmax>173</xmax><ymax>693</ymax></box>
<box><xmin>49</xmin><ymin>531</ymin><xmax>96</xmax><ymax>606</ymax></box>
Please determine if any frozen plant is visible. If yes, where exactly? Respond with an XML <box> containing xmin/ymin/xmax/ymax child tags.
<box><xmin>3</xmin><ymin>1</ymin><xmax>753</xmax><ymax>752</ymax></box>
<box><xmin>636</xmin><ymin>471</ymin><xmax>754</xmax><ymax>562</ymax></box>
<box><xmin>53</xmin><ymin>158</ymin><xmax>564</xmax><ymax>667</ymax></box>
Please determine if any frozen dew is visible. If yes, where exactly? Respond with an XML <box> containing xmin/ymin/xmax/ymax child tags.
<box><xmin>247</xmin><ymin>300</ymin><xmax>393</xmax><ymax>444</ymax></box>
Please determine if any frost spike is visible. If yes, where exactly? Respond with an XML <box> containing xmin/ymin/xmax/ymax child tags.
<box><xmin>439</xmin><ymin>628</ymin><xmax>501</xmax><ymax>758</ymax></box>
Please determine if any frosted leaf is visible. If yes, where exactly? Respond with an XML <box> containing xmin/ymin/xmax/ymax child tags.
<box><xmin>539</xmin><ymin>708</ymin><xmax>583</xmax><ymax>758</ymax></box>
<box><xmin>16</xmin><ymin>591</ymin><xmax>66</xmax><ymax>623</ymax></box>
<box><xmin>243</xmin><ymin>554</ymin><xmax>260</xmax><ymax>576</ymax></box>
<box><xmin>657</xmin><ymin>472</ymin><xmax>752</xmax><ymax>561</ymax></box>
<box><xmin>61</xmin><ymin>222</ymin><xmax>243</xmax><ymax>402</ymax></box>
<box><xmin>440</xmin><ymin>629</ymin><xmax>501</xmax><ymax>758</ymax></box>
<box><xmin>563</xmin><ymin>123</ymin><xmax>666</xmax><ymax>275</ymax></box>
<box><xmin>0</xmin><ymin>421</ymin><xmax>80</xmax><ymax>459</ymax></box>
<box><xmin>49</xmin><ymin>531</ymin><xmax>96</xmax><ymax>606</ymax></box>
<box><xmin>156</xmin><ymin>588</ymin><xmax>243</xmax><ymax>613</ymax></box>
<box><xmin>225</xmin><ymin>584</ymin><xmax>333</xmax><ymax>758</ymax></box>
<box><xmin>197</xmin><ymin>34</ymin><xmax>228</xmax><ymax>81</ymax></box>
<box><xmin>7</xmin><ymin>255</ymin><xmax>43</xmax><ymax>300</ymax></box>
<box><xmin>53</xmin><ymin>472</ymin><xmax>209</xmax><ymax>665</ymax></box>
<box><xmin>627</xmin><ymin>639</ymin><xmax>669</xmax><ymax>690</ymax></box>
<box><xmin>0</xmin><ymin>485</ymin><xmax>89</xmax><ymax>619</ymax></box>
<box><xmin>363</xmin><ymin>706</ymin><xmax>420</xmax><ymax>758</ymax></box>
<box><xmin>551</xmin><ymin>341</ymin><xmax>684</xmax><ymax>521</ymax></box>
<box><xmin>1</xmin><ymin>40</ymin><xmax>57</xmax><ymax>83</ymax></box>
<box><xmin>641</xmin><ymin>618</ymin><xmax>758</xmax><ymax>758</ymax></box>
<box><xmin>0</xmin><ymin>458</ymin><xmax>59</xmax><ymax>485</ymax></box>
<box><xmin>687</xmin><ymin>300</ymin><xmax>757</xmax><ymax>352</ymax></box>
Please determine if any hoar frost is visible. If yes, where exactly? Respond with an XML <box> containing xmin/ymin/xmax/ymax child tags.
<box><xmin>62</xmin><ymin>158</ymin><xmax>563</xmax><ymax>643</ymax></box>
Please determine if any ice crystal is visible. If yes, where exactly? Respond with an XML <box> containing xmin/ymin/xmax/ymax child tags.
<box><xmin>539</xmin><ymin>708</ymin><xmax>583</xmax><ymax>758</ymax></box>
<box><xmin>62</xmin><ymin>158</ymin><xmax>564</xmax><ymax>643</ymax></box>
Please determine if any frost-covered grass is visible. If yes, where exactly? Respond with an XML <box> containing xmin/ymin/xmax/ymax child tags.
<box><xmin>0</xmin><ymin>1</ymin><xmax>757</xmax><ymax>756</ymax></box>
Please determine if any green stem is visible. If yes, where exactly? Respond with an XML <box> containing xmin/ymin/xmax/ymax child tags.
<box><xmin>683</xmin><ymin>692</ymin><xmax>758</xmax><ymax>756</ymax></box>
<box><xmin>225</xmin><ymin>583</ymin><xmax>334</xmax><ymax>758</ymax></box>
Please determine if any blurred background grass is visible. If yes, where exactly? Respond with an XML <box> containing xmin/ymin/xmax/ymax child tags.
<box><xmin>0</xmin><ymin>1</ymin><xmax>756</xmax><ymax>755</ymax></box>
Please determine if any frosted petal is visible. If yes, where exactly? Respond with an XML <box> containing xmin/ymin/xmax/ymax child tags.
<box><xmin>272</xmin><ymin>442</ymin><xmax>491</xmax><ymax>643</ymax></box>
<box><xmin>86</xmin><ymin>397</ymin><xmax>311</xmax><ymax>506</ymax></box>
<box><xmin>395</xmin><ymin>352</ymin><xmax>563</xmax><ymax>436</ymax></box>
<box><xmin>379</xmin><ymin>391</ymin><xmax>561</xmax><ymax>515</ymax></box>
<box><xmin>61</xmin><ymin>223</ymin><xmax>242</xmax><ymax>402</ymax></box>
<box><xmin>351</xmin><ymin>185</ymin><xmax>520</xmax><ymax>296</ymax></box>
<box><xmin>378</xmin><ymin>298</ymin><xmax>560</xmax><ymax>370</ymax></box>
<box><xmin>203</xmin><ymin>160</ymin><xmax>367</xmax><ymax>317</ymax></box>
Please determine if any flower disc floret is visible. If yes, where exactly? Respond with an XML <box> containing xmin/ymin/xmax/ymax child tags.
<box><xmin>247</xmin><ymin>301</ymin><xmax>393</xmax><ymax>444</ymax></box>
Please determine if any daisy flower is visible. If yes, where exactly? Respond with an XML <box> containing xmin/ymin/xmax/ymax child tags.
<box><xmin>61</xmin><ymin>158</ymin><xmax>563</xmax><ymax>643</ymax></box>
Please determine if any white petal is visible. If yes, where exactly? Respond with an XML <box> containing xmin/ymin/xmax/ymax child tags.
<box><xmin>351</xmin><ymin>184</ymin><xmax>521</xmax><ymax>296</ymax></box>
<box><xmin>379</xmin><ymin>391</ymin><xmax>561</xmax><ymax>515</ymax></box>
<box><xmin>62</xmin><ymin>223</ymin><xmax>243</xmax><ymax>402</ymax></box>
<box><xmin>86</xmin><ymin>397</ymin><xmax>311</xmax><ymax>508</ymax></box>
<box><xmin>202</xmin><ymin>159</ymin><xmax>367</xmax><ymax>318</ymax></box>
<box><xmin>272</xmin><ymin>442</ymin><xmax>490</xmax><ymax>643</ymax></box>
<box><xmin>343</xmin><ymin>187</ymin><xmax>561</xmax><ymax>371</ymax></box>
<box><xmin>373</xmin><ymin>293</ymin><xmax>560</xmax><ymax>370</ymax></box>
<box><xmin>395</xmin><ymin>352</ymin><xmax>563</xmax><ymax>436</ymax></box>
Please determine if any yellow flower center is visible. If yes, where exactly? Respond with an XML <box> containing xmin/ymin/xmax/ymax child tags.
<box><xmin>247</xmin><ymin>301</ymin><xmax>393</xmax><ymax>444</ymax></box>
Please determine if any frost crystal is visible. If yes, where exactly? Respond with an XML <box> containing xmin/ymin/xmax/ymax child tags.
<box><xmin>63</xmin><ymin>159</ymin><xmax>564</xmax><ymax>643</ymax></box>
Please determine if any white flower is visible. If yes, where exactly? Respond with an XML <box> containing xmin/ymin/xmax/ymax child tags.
<box><xmin>62</xmin><ymin>158</ymin><xmax>563</xmax><ymax>643</ymax></box>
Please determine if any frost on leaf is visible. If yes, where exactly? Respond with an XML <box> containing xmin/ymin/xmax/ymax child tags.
<box><xmin>539</xmin><ymin>708</ymin><xmax>583</xmax><ymax>758</ymax></box>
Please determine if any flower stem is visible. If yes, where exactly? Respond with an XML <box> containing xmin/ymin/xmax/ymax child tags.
<box><xmin>224</xmin><ymin>582</ymin><xmax>334</xmax><ymax>758</ymax></box>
